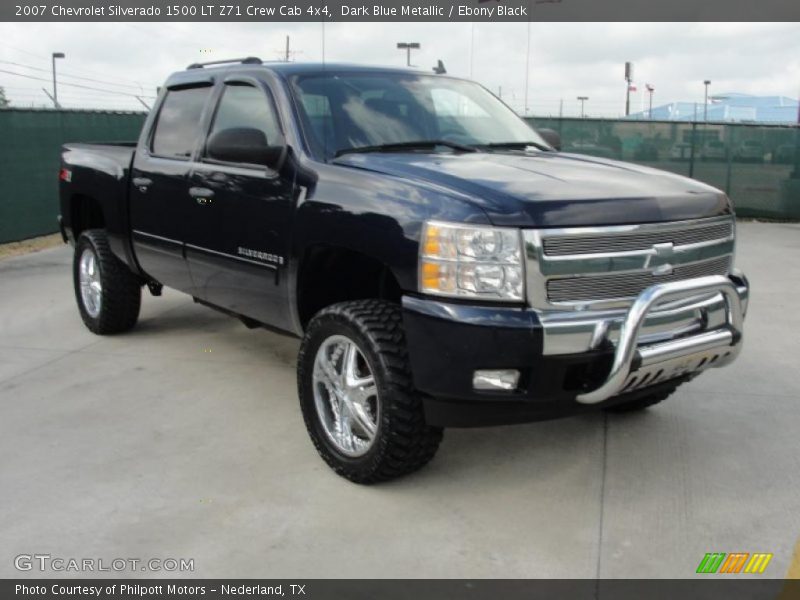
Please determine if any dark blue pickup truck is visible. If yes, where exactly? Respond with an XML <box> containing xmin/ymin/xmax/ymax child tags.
<box><xmin>59</xmin><ymin>58</ymin><xmax>748</xmax><ymax>483</ymax></box>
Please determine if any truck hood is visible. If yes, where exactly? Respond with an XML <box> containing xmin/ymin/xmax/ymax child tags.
<box><xmin>333</xmin><ymin>151</ymin><xmax>731</xmax><ymax>227</ymax></box>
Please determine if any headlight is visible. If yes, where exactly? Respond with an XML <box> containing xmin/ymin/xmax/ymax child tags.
<box><xmin>419</xmin><ymin>221</ymin><xmax>524</xmax><ymax>301</ymax></box>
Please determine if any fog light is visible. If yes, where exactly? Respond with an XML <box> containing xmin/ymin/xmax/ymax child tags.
<box><xmin>473</xmin><ymin>369</ymin><xmax>520</xmax><ymax>391</ymax></box>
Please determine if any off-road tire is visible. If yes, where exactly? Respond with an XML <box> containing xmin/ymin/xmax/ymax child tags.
<box><xmin>603</xmin><ymin>384</ymin><xmax>680</xmax><ymax>413</ymax></box>
<box><xmin>73</xmin><ymin>229</ymin><xmax>141</xmax><ymax>334</ymax></box>
<box><xmin>297</xmin><ymin>300</ymin><xmax>443</xmax><ymax>483</ymax></box>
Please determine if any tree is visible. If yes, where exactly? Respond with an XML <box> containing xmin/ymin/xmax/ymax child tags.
<box><xmin>0</xmin><ymin>86</ymin><xmax>9</xmax><ymax>108</ymax></box>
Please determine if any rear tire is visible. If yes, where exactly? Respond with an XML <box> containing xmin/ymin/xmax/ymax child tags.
<box><xmin>297</xmin><ymin>300</ymin><xmax>443</xmax><ymax>484</ymax></box>
<box><xmin>73</xmin><ymin>229</ymin><xmax>141</xmax><ymax>334</ymax></box>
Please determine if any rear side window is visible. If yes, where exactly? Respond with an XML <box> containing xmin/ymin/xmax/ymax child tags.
<box><xmin>207</xmin><ymin>83</ymin><xmax>282</xmax><ymax>148</ymax></box>
<box><xmin>151</xmin><ymin>86</ymin><xmax>212</xmax><ymax>158</ymax></box>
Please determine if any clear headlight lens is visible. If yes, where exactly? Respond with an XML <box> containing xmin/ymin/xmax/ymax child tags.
<box><xmin>420</xmin><ymin>221</ymin><xmax>524</xmax><ymax>301</ymax></box>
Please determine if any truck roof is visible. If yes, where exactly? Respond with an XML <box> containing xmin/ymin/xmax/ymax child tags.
<box><xmin>165</xmin><ymin>59</ymin><xmax>436</xmax><ymax>88</ymax></box>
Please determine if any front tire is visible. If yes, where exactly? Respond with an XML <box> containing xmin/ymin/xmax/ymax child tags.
<box><xmin>603</xmin><ymin>384</ymin><xmax>680</xmax><ymax>413</ymax></box>
<box><xmin>73</xmin><ymin>229</ymin><xmax>141</xmax><ymax>334</ymax></box>
<box><xmin>297</xmin><ymin>300</ymin><xmax>443</xmax><ymax>483</ymax></box>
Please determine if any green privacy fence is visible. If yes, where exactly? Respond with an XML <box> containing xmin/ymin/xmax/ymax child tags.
<box><xmin>527</xmin><ymin>117</ymin><xmax>800</xmax><ymax>219</ymax></box>
<box><xmin>1</xmin><ymin>110</ymin><xmax>798</xmax><ymax>244</ymax></box>
<box><xmin>0</xmin><ymin>108</ymin><xmax>146</xmax><ymax>243</ymax></box>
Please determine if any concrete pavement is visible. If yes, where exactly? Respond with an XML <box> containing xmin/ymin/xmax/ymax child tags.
<box><xmin>0</xmin><ymin>221</ymin><xmax>798</xmax><ymax>578</ymax></box>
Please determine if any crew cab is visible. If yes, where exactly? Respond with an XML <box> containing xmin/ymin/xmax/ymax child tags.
<box><xmin>59</xmin><ymin>58</ymin><xmax>749</xmax><ymax>483</ymax></box>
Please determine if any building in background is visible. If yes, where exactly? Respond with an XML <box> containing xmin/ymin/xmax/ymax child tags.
<box><xmin>627</xmin><ymin>93</ymin><xmax>799</xmax><ymax>124</ymax></box>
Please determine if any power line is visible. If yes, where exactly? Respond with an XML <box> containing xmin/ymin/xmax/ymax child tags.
<box><xmin>0</xmin><ymin>60</ymin><xmax>149</xmax><ymax>91</ymax></box>
<box><xmin>0</xmin><ymin>68</ymin><xmax>156</xmax><ymax>99</ymax></box>
<box><xmin>0</xmin><ymin>59</ymin><xmax>159</xmax><ymax>92</ymax></box>
<box><xmin>0</xmin><ymin>42</ymin><xmax>162</xmax><ymax>88</ymax></box>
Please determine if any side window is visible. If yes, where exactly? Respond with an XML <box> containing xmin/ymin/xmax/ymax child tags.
<box><xmin>151</xmin><ymin>86</ymin><xmax>212</xmax><ymax>159</ymax></box>
<box><xmin>206</xmin><ymin>83</ymin><xmax>283</xmax><ymax>155</ymax></box>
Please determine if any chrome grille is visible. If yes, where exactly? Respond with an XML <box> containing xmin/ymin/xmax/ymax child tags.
<box><xmin>523</xmin><ymin>216</ymin><xmax>736</xmax><ymax>310</ymax></box>
<box><xmin>543</xmin><ymin>221</ymin><xmax>733</xmax><ymax>256</ymax></box>
<box><xmin>547</xmin><ymin>256</ymin><xmax>731</xmax><ymax>303</ymax></box>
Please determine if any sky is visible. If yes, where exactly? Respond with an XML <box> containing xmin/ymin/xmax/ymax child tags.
<box><xmin>0</xmin><ymin>22</ymin><xmax>798</xmax><ymax>117</ymax></box>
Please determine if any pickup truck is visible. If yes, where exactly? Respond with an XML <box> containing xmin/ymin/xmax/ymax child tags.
<box><xmin>59</xmin><ymin>58</ymin><xmax>749</xmax><ymax>483</ymax></box>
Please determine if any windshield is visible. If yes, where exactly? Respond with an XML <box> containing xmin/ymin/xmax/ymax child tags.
<box><xmin>290</xmin><ymin>72</ymin><xmax>546</xmax><ymax>159</ymax></box>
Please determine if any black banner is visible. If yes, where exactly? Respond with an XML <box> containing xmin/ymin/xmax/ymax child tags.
<box><xmin>4</xmin><ymin>0</ymin><xmax>800</xmax><ymax>22</ymax></box>
<box><xmin>4</xmin><ymin>579</ymin><xmax>800</xmax><ymax>600</ymax></box>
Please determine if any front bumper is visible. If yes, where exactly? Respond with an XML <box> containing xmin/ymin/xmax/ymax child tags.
<box><xmin>402</xmin><ymin>271</ymin><xmax>748</xmax><ymax>427</ymax></box>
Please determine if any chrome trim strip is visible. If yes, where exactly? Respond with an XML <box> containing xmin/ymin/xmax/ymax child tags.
<box><xmin>576</xmin><ymin>275</ymin><xmax>744</xmax><ymax>404</ymax></box>
<box><xmin>536</xmin><ymin>215</ymin><xmax>734</xmax><ymax>241</ymax></box>
<box><xmin>132</xmin><ymin>230</ymin><xmax>181</xmax><ymax>246</ymax></box>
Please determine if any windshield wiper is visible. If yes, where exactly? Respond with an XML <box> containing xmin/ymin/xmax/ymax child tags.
<box><xmin>482</xmin><ymin>141</ymin><xmax>551</xmax><ymax>152</ymax></box>
<box><xmin>335</xmin><ymin>140</ymin><xmax>478</xmax><ymax>158</ymax></box>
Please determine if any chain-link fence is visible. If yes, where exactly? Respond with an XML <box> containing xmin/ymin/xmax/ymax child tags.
<box><xmin>527</xmin><ymin>117</ymin><xmax>800</xmax><ymax>219</ymax></box>
<box><xmin>0</xmin><ymin>108</ymin><xmax>146</xmax><ymax>243</ymax></box>
<box><xmin>1</xmin><ymin>110</ymin><xmax>798</xmax><ymax>244</ymax></box>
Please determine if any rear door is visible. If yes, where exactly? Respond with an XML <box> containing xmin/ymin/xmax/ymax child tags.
<box><xmin>129</xmin><ymin>84</ymin><xmax>214</xmax><ymax>292</ymax></box>
<box><xmin>184</xmin><ymin>78</ymin><xmax>295</xmax><ymax>328</ymax></box>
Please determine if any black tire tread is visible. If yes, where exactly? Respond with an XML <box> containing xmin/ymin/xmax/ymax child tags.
<box><xmin>603</xmin><ymin>382</ymin><xmax>681</xmax><ymax>413</ymax></box>
<box><xmin>74</xmin><ymin>229</ymin><xmax>141</xmax><ymax>334</ymax></box>
<box><xmin>297</xmin><ymin>299</ymin><xmax>442</xmax><ymax>483</ymax></box>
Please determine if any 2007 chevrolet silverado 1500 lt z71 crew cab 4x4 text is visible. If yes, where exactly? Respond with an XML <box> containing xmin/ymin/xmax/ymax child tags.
<box><xmin>59</xmin><ymin>58</ymin><xmax>749</xmax><ymax>483</ymax></box>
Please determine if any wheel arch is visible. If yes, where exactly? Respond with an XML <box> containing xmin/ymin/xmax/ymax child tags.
<box><xmin>295</xmin><ymin>243</ymin><xmax>405</xmax><ymax>329</ymax></box>
<box><xmin>69</xmin><ymin>193</ymin><xmax>106</xmax><ymax>240</ymax></box>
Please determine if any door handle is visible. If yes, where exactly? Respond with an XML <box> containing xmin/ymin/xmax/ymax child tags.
<box><xmin>189</xmin><ymin>187</ymin><xmax>215</xmax><ymax>205</ymax></box>
<box><xmin>132</xmin><ymin>177</ymin><xmax>152</xmax><ymax>192</ymax></box>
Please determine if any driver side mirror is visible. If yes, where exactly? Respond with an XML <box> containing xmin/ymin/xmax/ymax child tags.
<box><xmin>537</xmin><ymin>128</ymin><xmax>562</xmax><ymax>151</ymax></box>
<box><xmin>206</xmin><ymin>127</ymin><xmax>283</xmax><ymax>168</ymax></box>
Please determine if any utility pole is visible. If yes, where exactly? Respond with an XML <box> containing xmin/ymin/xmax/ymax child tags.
<box><xmin>577</xmin><ymin>96</ymin><xmax>588</xmax><ymax>118</ymax></box>
<box><xmin>469</xmin><ymin>24</ymin><xmax>475</xmax><ymax>78</ymax></box>
<box><xmin>791</xmin><ymin>86</ymin><xmax>800</xmax><ymax>179</ymax></box>
<box><xmin>624</xmin><ymin>61</ymin><xmax>633</xmax><ymax>116</ymax></box>
<box><xmin>646</xmin><ymin>84</ymin><xmax>654</xmax><ymax>119</ymax></box>
<box><xmin>277</xmin><ymin>36</ymin><xmax>302</xmax><ymax>62</ymax></box>
<box><xmin>396</xmin><ymin>42</ymin><xmax>420</xmax><ymax>67</ymax></box>
<box><xmin>51</xmin><ymin>52</ymin><xmax>65</xmax><ymax>109</ymax></box>
<box><xmin>523</xmin><ymin>21</ymin><xmax>531</xmax><ymax>115</ymax></box>
<box><xmin>703</xmin><ymin>80</ymin><xmax>711</xmax><ymax>121</ymax></box>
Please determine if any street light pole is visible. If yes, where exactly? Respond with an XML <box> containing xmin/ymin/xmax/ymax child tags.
<box><xmin>792</xmin><ymin>88</ymin><xmax>800</xmax><ymax>179</ymax></box>
<box><xmin>646</xmin><ymin>84</ymin><xmax>654</xmax><ymax>119</ymax></box>
<box><xmin>703</xmin><ymin>79</ymin><xmax>711</xmax><ymax>121</ymax></box>
<box><xmin>396</xmin><ymin>42</ymin><xmax>420</xmax><ymax>67</ymax></box>
<box><xmin>51</xmin><ymin>52</ymin><xmax>65</xmax><ymax>108</ymax></box>
<box><xmin>624</xmin><ymin>61</ymin><xmax>634</xmax><ymax>116</ymax></box>
<box><xmin>577</xmin><ymin>96</ymin><xmax>588</xmax><ymax>118</ymax></box>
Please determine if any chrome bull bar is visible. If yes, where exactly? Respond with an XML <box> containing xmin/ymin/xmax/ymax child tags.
<box><xmin>576</xmin><ymin>275</ymin><xmax>744</xmax><ymax>404</ymax></box>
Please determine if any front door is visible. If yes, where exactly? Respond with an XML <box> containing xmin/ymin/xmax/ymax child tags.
<box><xmin>184</xmin><ymin>80</ymin><xmax>295</xmax><ymax>329</ymax></box>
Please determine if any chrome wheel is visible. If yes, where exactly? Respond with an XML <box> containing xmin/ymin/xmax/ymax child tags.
<box><xmin>312</xmin><ymin>334</ymin><xmax>379</xmax><ymax>457</ymax></box>
<box><xmin>78</xmin><ymin>247</ymin><xmax>102</xmax><ymax>318</ymax></box>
